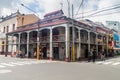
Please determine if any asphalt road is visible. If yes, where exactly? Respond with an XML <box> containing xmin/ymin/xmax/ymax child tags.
<box><xmin>0</xmin><ymin>55</ymin><xmax>120</xmax><ymax>80</ymax></box>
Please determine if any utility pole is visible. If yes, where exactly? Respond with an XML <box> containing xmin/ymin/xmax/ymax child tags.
<box><xmin>67</xmin><ymin>0</ymin><xmax>70</xmax><ymax>61</ymax></box>
<box><xmin>72</xmin><ymin>4</ymin><xmax>75</xmax><ymax>61</ymax></box>
<box><xmin>37</xmin><ymin>22</ymin><xmax>40</xmax><ymax>60</ymax></box>
<box><xmin>21</xmin><ymin>3</ymin><xmax>40</xmax><ymax>60</ymax></box>
<box><xmin>67</xmin><ymin>0</ymin><xmax>70</xmax><ymax>18</ymax></box>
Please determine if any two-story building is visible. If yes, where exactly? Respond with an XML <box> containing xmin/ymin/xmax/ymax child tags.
<box><xmin>0</xmin><ymin>11</ymin><xmax>39</xmax><ymax>55</ymax></box>
<box><xmin>6</xmin><ymin>10</ymin><xmax>113</xmax><ymax>61</ymax></box>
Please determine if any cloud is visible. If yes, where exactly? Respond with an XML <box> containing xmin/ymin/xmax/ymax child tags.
<box><xmin>0</xmin><ymin>0</ymin><xmax>119</xmax><ymax>24</ymax></box>
<box><xmin>0</xmin><ymin>0</ymin><xmax>17</xmax><ymax>17</ymax></box>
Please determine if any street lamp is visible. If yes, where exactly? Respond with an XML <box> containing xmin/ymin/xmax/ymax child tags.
<box><xmin>21</xmin><ymin>3</ymin><xmax>40</xmax><ymax>59</ymax></box>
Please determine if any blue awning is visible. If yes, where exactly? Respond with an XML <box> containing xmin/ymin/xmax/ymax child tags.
<box><xmin>114</xmin><ymin>34</ymin><xmax>119</xmax><ymax>41</ymax></box>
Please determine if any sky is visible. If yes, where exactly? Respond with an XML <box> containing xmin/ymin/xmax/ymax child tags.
<box><xmin>0</xmin><ymin>0</ymin><xmax>120</xmax><ymax>25</ymax></box>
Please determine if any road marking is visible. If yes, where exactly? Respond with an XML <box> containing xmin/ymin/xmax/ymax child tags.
<box><xmin>112</xmin><ymin>62</ymin><xmax>120</xmax><ymax>65</ymax></box>
<box><xmin>30</xmin><ymin>61</ymin><xmax>40</xmax><ymax>64</ymax></box>
<box><xmin>0</xmin><ymin>65</ymin><xmax>6</xmax><ymax>68</ymax></box>
<box><xmin>9</xmin><ymin>62</ymin><xmax>24</xmax><ymax>65</ymax></box>
<box><xmin>95</xmin><ymin>61</ymin><xmax>104</xmax><ymax>64</ymax></box>
<box><xmin>0</xmin><ymin>69</ymin><xmax>12</xmax><ymax>73</ymax></box>
<box><xmin>20</xmin><ymin>61</ymin><xmax>32</xmax><ymax>64</ymax></box>
<box><xmin>0</xmin><ymin>60</ymin><xmax>57</xmax><ymax>68</ymax></box>
<box><xmin>0</xmin><ymin>63</ymin><xmax>16</xmax><ymax>67</ymax></box>
<box><xmin>103</xmin><ymin>62</ymin><xmax>112</xmax><ymax>65</ymax></box>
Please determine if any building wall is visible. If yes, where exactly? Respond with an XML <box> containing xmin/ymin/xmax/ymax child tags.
<box><xmin>0</xmin><ymin>17</ymin><xmax>17</xmax><ymax>33</ymax></box>
<box><xmin>0</xmin><ymin>17</ymin><xmax>17</xmax><ymax>53</ymax></box>
<box><xmin>17</xmin><ymin>14</ymin><xmax>39</xmax><ymax>27</ymax></box>
<box><xmin>0</xmin><ymin>12</ymin><xmax>39</xmax><ymax>54</ymax></box>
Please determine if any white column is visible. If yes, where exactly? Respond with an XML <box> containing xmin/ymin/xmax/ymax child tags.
<box><xmin>50</xmin><ymin>27</ymin><xmax>53</xmax><ymax>60</ymax></box>
<box><xmin>11</xmin><ymin>35</ymin><xmax>13</xmax><ymax>57</ymax></box>
<box><xmin>6</xmin><ymin>35</ymin><xmax>8</xmax><ymax>55</ymax></box>
<box><xmin>65</xmin><ymin>25</ymin><xmax>69</xmax><ymax>62</ymax></box>
<box><xmin>26</xmin><ymin>32</ymin><xmax>29</xmax><ymax>58</ymax></box>
<box><xmin>78</xmin><ymin>30</ymin><xmax>81</xmax><ymax>60</ymax></box>
<box><xmin>18</xmin><ymin>33</ymin><xmax>21</xmax><ymax>53</ymax></box>
<box><xmin>96</xmin><ymin>33</ymin><xmax>98</xmax><ymax>56</ymax></box>
<box><xmin>88</xmin><ymin>31</ymin><xmax>90</xmax><ymax>51</ymax></box>
<box><xmin>106</xmin><ymin>35</ymin><xmax>108</xmax><ymax>56</ymax></box>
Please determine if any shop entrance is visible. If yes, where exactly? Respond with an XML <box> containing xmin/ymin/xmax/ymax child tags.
<box><xmin>53</xmin><ymin>47</ymin><xmax>59</xmax><ymax>60</ymax></box>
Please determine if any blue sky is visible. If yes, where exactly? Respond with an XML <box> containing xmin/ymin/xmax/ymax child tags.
<box><xmin>0</xmin><ymin>0</ymin><xmax>120</xmax><ymax>24</ymax></box>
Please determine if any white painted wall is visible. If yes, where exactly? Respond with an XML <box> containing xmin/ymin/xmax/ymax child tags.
<box><xmin>0</xmin><ymin>17</ymin><xmax>18</xmax><ymax>53</ymax></box>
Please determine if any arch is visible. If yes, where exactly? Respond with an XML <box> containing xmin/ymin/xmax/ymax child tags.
<box><xmin>40</xmin><ymin>29</ymin><xmax>50</xmax><ymax>37</ymax></box>
<box><xmin>90</xmin><ymin>32</ymin><xmax>96</xmax><ymax>43</ymax></box>
<box><xmin>53</xmin><ymin>26</ymin><xmax>65</xmax><ymax>34</ymax></box>
<box><xmin>13</xmin><ymin>33</ymin><xmax>19</xmax><ymax>37</ymax></box>
<box><xmin>80</xmin><ymin>29</ymin><xmax>88</xmax><ymax>42</ymax></box>
<box><xmin>40</xmin><ymin>29</ymin><xmax>50</xmax><ymax>43</ymax></box>
<box><xmin>52</xmin><ymin>26</ymin><xmax>65</xmax><ymax>29</ymax></box>
<box><xmin>39</xmin><ymin>27</ymin><xmax>50</xmax><ymax>31</ymax></box>
<box><xmin>69</xmin><ymin>27</ymin><xmax>79</xmax><ymax>41</ymax></box>
<box><xmin>29</xmin><ymin>31</ymin><xmax>37</xmax><ymax>43</ymax></box>
<box><xmin>20</xmin><ymin>32</ymin><xmax>27</xmax><ymax>44</ymax></box>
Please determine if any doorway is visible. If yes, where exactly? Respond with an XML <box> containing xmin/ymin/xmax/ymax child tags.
<box><xmin>53</xmin><ymin>47</ymin><xmax>59</xmax><ymax>60</ymax></box>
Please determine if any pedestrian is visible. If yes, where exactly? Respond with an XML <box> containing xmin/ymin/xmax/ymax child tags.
<box><xmin>34</xmin><ymin>51</ymin><xmax>37</xmax><ymax>58</ymax></box>
<box><xmin>88</xmin><ymin>50</ymin><xmax>93</xmax><ymax>62</ymax></box>
<box><xmin>92</xmin><ymin>49</ymin><xmax>97</xmax><ymax>62</ymax></box>
<box><xmin>19</xmin><ymin>50</ymin><xmax>22</xmax><ymax>58</ymax></box>
<box><xmin>40</xmin><ymin>48</ymin><xmax>43</xmax><ymax>59</ymax></box>
<box><xmin>101</xmin><ymin>51</ymin><xmax>105</xmax><ymax>61</ymax></box>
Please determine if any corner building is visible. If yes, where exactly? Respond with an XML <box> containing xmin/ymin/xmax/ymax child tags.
<box><xmin>6</xmin><ymin>10</ymin><xmax>112</xmax><ymax>61</ymax></box>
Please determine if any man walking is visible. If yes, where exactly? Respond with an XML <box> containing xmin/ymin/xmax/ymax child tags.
<box><xmin>92</xmin><ymin>49</ymin><xmax>97</xmax><ymax>62</ymax></box>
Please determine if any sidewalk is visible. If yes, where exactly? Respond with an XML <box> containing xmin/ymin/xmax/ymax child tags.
<box><xmin>105</xmin><ymin>55</ymin><xmax>120</xmax><ymax>61</ymax></box>
<box><xmin>0</xmin><ymin>54</ymin><xmax>61</xmax><ymax>62</ymax></box>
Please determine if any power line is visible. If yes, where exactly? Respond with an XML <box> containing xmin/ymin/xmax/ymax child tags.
<box><xmin>21</xmin><ymin>3</ymin><xmax>40</xmax><ymax>17</ymax></box>
<box><xmin>76</xmin><ymin>6</ymin><xmax>120</xmax><ymax>19</ymax></box>
<box><xmin>75</xmin><ymin>0</ymin><xmax>83</xmax><ymax>17</ymax></box>
<box><xmin>86</xmin><ymin>10</ymin><xmax>120</xmax><ymax>18</ymax></box>
<box><xmin>21</xmin><ymin>4</ymin><xmax>36</xmax><ymax>14</ymax></box>
<box><xmin>67</xmin><ymin>0</ymin><xmax>70</xmax><ymax>17</ymax></box>
<box><xmin>76</xmin><ymin>10</ymin><xmax>120</xmax><ymax>19</ymax></box>
<box><xmin>75</xmin><ymin>3</ymin><xmax>120</xmax><ymax>16</ymax></box>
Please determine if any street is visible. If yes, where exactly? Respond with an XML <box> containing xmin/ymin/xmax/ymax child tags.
<box><xmin>0</xmin><ymin>55</ymin><xmax>120</xmax><ymax>80</ymax></box>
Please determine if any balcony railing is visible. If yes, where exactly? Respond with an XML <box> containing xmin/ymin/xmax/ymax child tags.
<box><xmin>53</xmin><ymin>34</ymin><xmax>65</xmax><ymax>42</ymax></box>
<box><xmin>39</xmin><ymin>34</ymin><xmax>65</xmax><ymax>42</ymax></box>
<box><xmin>29</xmin><ymin>38</ymin><xmax>37</xmax><ymax>43</ymax></box>
<box><xmin>90</xmin><ymin>41</ymin><xmax>96</xmax><ymax>44</ymax></box>
<box><xmin>40</xmin><ymin>36</ymin><xmax>50</xmax><ymax>42</ymax></box>
<box><xmin>81</xmin><ymin>38</ymin><xmax>88</xmax><ymax>43</ymax></box>
<box><xmin>20</xmin><ymin>39</ymin><xmax>27</xmax><ymax>44</ymax></box>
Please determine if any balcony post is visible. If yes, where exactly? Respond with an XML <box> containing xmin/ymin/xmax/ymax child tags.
<box><xmin>78</xmin><ymin>29</ymin><xmax>81</xmax><ymax>60</ymax></box>
<box><xmin>50</xmin><ymin>27</ymin><xmax>53</xmax><ymax>60</ymax></box>
<box><xmin>96</xmin><ymin>33</ymin><xmax>98</xmax><ymax>57</ymax></box>
<box><xmin>18</xmin><ymin>33</ymin><xmax>21</xmax><ymax>55</ymax></box>
<box><xmin>11</xmin><ymin>34</ymin><xmax>13</xmax><ymax>57</ymax></box>
<box><xmin>26</xmin><ymin>31</ymin><xmax>30</xmax><ymax>58</ymax></box>
<box><xmin>65</xmin><ymin>24</ymin><xmax>70</xmax><ymax>62</ymax></box>
<box><xmin>88</xmin><ymin>31</ymin><xmax>90</xmax><ymax>52</ymax></box>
